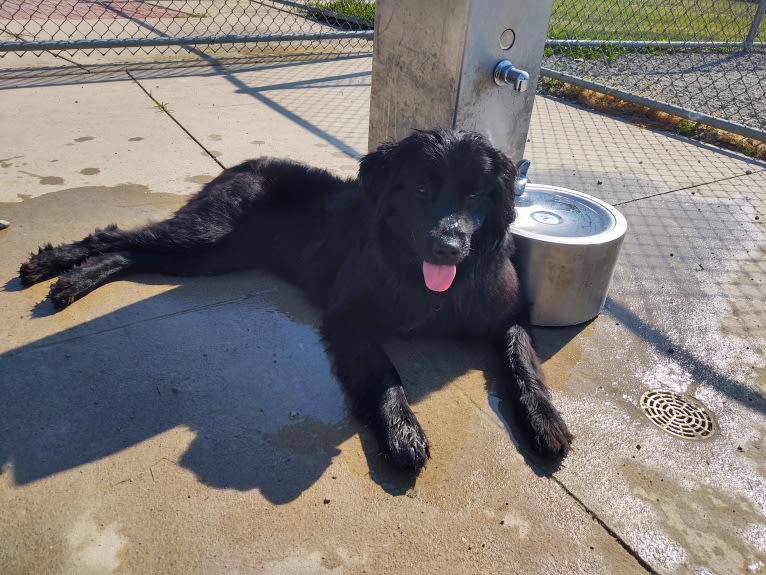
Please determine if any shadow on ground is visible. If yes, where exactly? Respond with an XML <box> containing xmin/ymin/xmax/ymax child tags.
<box><xmin>1</xmin><ymin>265</ymin><xmax>576</xmax><ymax>503</ymax></box>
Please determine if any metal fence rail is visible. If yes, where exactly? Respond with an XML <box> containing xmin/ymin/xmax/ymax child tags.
<box><xmin>542</xmin><ymin>0</ymin><xmax>766</xmax><ymax>142</ymax></box>
<box><xmin>0</xmin><ymin>0</ymin><xmax>372</xmax><ymax>57</ymax></box>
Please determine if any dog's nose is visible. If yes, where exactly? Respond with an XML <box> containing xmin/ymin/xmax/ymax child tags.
<box><xmin>432</xmin><ymin>237</ymin><xmax>463</xmax><ymax>262</ymax></box>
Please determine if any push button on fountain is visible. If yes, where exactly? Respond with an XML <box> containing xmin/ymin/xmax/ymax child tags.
<box><xmin>531</xmin><ymin>211</ymin><xmax>563</xmax><ymax>225</ymax></box>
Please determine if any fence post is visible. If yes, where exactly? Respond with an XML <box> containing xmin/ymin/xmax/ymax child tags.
<box><xmin>368</xmin><ymin>0</ymin><xmax>554</xmax><ymax>161</ymax></box>
<box><xmin>744</xmin><ymin>0</ymin><xmax>766</xmax><ymax>52</ymax></box>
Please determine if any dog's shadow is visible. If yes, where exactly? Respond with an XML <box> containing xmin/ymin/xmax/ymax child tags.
<box><xmin>1</xmin><ymin>271</ymin><xmax>577</xmax><ymax>503</ymax></box>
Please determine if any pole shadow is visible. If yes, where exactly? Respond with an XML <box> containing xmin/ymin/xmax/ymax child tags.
<box><xmin>604</xmin><ymin>296</ymin><xmax>766</xmax><ymax>415</ymax></box>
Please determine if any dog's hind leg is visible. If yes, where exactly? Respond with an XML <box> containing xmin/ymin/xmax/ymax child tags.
<box><xmin>20</xmin><ymin>167</ymin><xmax>252</xmax><ymax>286</ymax></box>
<box><xmin>20</xmin><ymin>205</ymin><xmax>237</xmax><ymax>287</ymax></box>
<box><xmin>20</xmin><ymin>158</ymin><xmax>337</xmax><ymax>287</ymax></box>
<box><xmin>19</xmin><ymin>221</ymin><xmax>196</xmax><ymax>286</ymax></box>
<box><xmin>47</xmin><ymin>252</ymin><xmax>135</xmax><ymax>308</ymax></box>
<box><xmin>20</xmin><ymin>224</ymin><xmax>125</xmax><ymax>286</ymax></box>
<box><xmin>46</xmin><ymin>248</ymin><xmax>224</xmax><ymax>309</ymax></box>
<box><xmin>502</xmin><ymin>324</ymin><xmax>574</xmax><ymax>457</ymax></box>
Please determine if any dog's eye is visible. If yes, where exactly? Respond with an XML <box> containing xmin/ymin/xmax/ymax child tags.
<box><xmin>467</xmin><ymin>189</ymin><xmax>486</xmax><ymax>200</ymax></box>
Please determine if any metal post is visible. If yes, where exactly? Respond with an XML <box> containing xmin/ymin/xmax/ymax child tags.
<box><xmin>368</xmin><ymin>0</ymin><xmax>554</xmax><ymax>161</ymax></box>
<box><xmin>744</xmin><ymin>0</ymin><xmax>766</xmax><ymax>52</ymax></box>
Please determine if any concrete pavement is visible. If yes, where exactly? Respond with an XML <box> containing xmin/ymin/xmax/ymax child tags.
<box><xmin>1</xmin><ymin>53</ymin><xmax>765</xmax><ymax>574</ymax></box>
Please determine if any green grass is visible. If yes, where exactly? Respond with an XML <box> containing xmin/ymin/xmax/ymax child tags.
<box><xmin>676</xmin><ymin>119</ymin><xmax>696</xmax><ymax>136</ymax></box>
<box><xmin>544</xmin><ymin>43</ymin><xmax>625</xmax><ymax>62</ymax></box>
<box><xmin>306</xmin><ymin>0</ymin><xmax>761</xmax><ymax>43</ymax></box>
<box><xmin>306</xmin><ymin>0</ymin><xmax>375</xmax><ymax>24</ymax></box>
<box><xmin>548</xmin><ymin>0</ymin><xmax>762</xmax><ymax>43</ymax></box>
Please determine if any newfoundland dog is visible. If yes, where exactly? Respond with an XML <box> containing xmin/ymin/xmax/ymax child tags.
<box><xmin>20</xmin><ymin>128</ymin><xmax>573</xmax><ymax>469</ymax></box>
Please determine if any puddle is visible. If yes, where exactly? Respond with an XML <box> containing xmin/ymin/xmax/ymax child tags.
<box><xmin>723</xmin><ymin>244</ymin><xmax>766</xmax><ymax>343</ymax></box>
<box><xmin>1</xmin><ymin>155</ymin><xmax>24</xmax><ymax>168</ymax></box>
<box><xmin>530</xmin><ymin>322</ymin><xmax>589</xmax><ymax>378</ymax></box>
<box><xmin>19</xmin><ymin>170</ymin><xmax>65</xmax><ymax>186</ymax></box>
<box><xmin>79</xmin><ymin>168</ymin><xmax>100</xmax><ymax>176</ymax></box>
<box><xmin>73</xmin><ymin>136</ymin><xmax>95</xmax><ymax>143</ymax></box>
<box><xmin>623</xmin><ymin>457</ymin><xmax>766</xmax><ymax>572</ymax></box>
<box><xmin>0</xmin><ymin>185</ymin><xmax>186</xmax><ymax>266</ymax></box>
<box><xmin>0</xmin><ymin>184</ymin><xmax>184</xmax><ymax>220</ymax></box>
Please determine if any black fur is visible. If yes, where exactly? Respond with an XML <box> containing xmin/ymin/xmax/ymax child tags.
<box><xmin>20</xmin><ymin>129</ymin><xmax>573</xmax><ymax>468</ymax></box>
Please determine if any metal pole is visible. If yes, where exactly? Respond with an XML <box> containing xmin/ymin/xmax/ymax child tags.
<box><xmin>744</xmin><ymin>0</ymin><xmax>766</xmax><ymax>52</ymax></box>
<box><xmin>369</xmin><ymin>0</ymin><xmax>554</xmax><ymax>160</ymax></box>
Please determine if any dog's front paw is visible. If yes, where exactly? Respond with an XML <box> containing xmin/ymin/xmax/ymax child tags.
<box><xmin>384</xmin><ymin>413</ymin><xmax>431</xmax><ymax>470</ymax></box>
<box><xmin>375</xmin><ymin>388</ymin><xmax>431</xmax><ymax>470</ymax></box>
<box><xmin>530</xmin><ymin>407</ymin><xmax>574</xmax><ymax>458</ymax></box>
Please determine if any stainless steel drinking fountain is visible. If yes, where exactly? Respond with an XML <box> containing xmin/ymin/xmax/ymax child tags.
<box><xmin>510</xmin><ymin>161</ymin><xmax>628</xmax><ymax>326</ymax></box>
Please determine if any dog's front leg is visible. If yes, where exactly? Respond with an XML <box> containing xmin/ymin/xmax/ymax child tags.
<box><xmin>321</xmin><ymin>320</ymin><xmax>430</xmax><ymax>469</ymax></box>
<box><xmin>499</xmin><ymin>324</ymin><xmax>574</xmax><ymax>457</ymax></box>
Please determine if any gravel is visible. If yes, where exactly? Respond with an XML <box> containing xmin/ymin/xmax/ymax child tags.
<box><xmin>542</xmin><ymin>48</ymin><xmax>766</xmax><ymax>134</ymax></box>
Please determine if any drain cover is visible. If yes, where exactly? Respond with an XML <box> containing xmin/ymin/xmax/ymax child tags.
<box><xmin>640</xmin><ymin>389</ymin><xmax>716</xmax><ymax>440</ymax></box>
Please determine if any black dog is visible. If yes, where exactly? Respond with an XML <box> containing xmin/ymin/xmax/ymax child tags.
<box><xmin>19</xmin><ymin>129</ymin><xmax>573</xmax><ymax>469</ymax></box>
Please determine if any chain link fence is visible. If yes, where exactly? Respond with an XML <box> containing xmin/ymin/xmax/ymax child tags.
<box><xmin>0</xmin><ymin>0</ymin><xmax>372</xmax><ymax>58</ymax></box>
<box><xmin>542</xmin><ymin>0</ymin><xmax>766</xmax><ymax>143</ymax></box>
<box><xmin>1</xmin><ymin>0</ymin><xmax>764</xmax><ymax>143</ymax></box>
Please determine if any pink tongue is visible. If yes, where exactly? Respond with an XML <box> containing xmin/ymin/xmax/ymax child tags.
<box><xmin>422</xmin><ymin>262</ymin><xmax>457</xmax><ymax>292</ymax></box>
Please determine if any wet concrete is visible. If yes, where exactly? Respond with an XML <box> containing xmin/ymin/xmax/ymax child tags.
<box><xmin>0</xmin><ymin>82</ymin><xmax>222</xmax><ymax>203</ymax></box>
<box><xmin>525</xmin><ymin>99</ymin><xmax>766</xmax><ymax>574</ymax></box>
<box><xmin>1</xmin><ymin>56</ymin><xmax>766</xmax><ymax>574</ymax></box>
<box><xmin>1</xmin><ymin>187</ymin><xmax>644</xmax><ymax>574</ymax></box>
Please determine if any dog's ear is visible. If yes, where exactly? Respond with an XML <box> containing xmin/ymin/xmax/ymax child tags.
<box><xmin>493</xmin><ymin>148</ymin><xmax>518</xmax><ymax>227</ymax></box>
<box><xmin>359</xmin><ymin>140</ymin><xmax>397</xmax><ymax>200</ymax></box>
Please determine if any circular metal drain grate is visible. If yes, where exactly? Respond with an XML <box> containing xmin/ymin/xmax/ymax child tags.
<box><xmin>640</xmin><ymin>389</ymin><xmax>716</xmax><ymax>440</ymax></box>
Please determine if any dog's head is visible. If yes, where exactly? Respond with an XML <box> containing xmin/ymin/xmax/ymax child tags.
<box><xmin>359</xmin><ymin>129</ymin><xmax>517</xmax><ymax>292</ymax></box>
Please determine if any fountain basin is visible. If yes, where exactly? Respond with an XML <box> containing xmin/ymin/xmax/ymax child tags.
<box><xmin>510</xmin><ymin>184</ymin><xmax>628</xmax><ymax>327</ymax></box>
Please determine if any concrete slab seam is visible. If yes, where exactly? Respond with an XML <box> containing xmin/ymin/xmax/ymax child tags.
<box><xmin>126</xmin><ymin>69</ymin><xmax>226</xmax><ymax>170</ymax></box>
<box><xmin>450</xmin><ymin>374</ymin><xmax>658</xmax><ymax>572</ymax></box>
<box><xmin>550</xmin><ymin>476</ymin><xmax>659</xmax><ymax>575</ymax></box>
<box><xmin>40</xmin><ymin>50</ymin><xmax>87</xmax><ymax>71</ymax></box>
